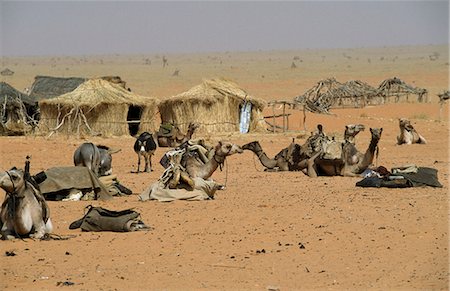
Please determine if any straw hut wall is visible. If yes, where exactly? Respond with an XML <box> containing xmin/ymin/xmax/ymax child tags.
<box><xmin>0</xmin><ymin>82</ymin><xmax>36</xmax><ymax>135</ymax></box>
<box><xmin>38</xmin><ymin>79</ymin><xmax>159</xmax><ymax>137</ymax></box>
<box><xmin>158</xmin><ymin>79</ymin><xmax>267</xmax><ymax>133</ymax></box>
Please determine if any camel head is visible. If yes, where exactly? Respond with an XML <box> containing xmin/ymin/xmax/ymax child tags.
<box><xmin>370</xmin><ymin>128</ymin><xmax>383</xmax><ymax>142</ymax></box>
<box><xmin>188</xmin><ymin>122</ymin><xmax>200</xmax><ymax>132</ymax></box>
<box><xmin>344</xmin><ymin>124</ymin><xmax>365</xmax><ymax>142</ymax></box>
<box><xmin>399</xmin><ymin>118</ymin><xmax>414</xmax><ymax>131</ymax></box>
<box><xmin>241</xmin><ymin>141</ymin><xmax>262</xmax><ymax>152</ymax></box>
<box><xmin>0</xmin><ymin>168</ymin><xmax>25</xmax><ymax>193</ymax></box>
<box><xmin>215</xmin><ymin>141</ymin><xmax>243</xmax><ymax>157</ymax></box>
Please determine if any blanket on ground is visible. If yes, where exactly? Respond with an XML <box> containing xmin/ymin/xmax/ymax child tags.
<box><xmin>37</xmin><ymin>167</ymin><xmax>112</xmax><ymax>200</ymax></box>
<box><xmin>356</xmin><ymin>166</ymin><xmax>442</xmax><ymax>188</ymax></box>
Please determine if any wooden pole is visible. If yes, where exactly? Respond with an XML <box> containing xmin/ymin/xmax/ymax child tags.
<box><xmin>282</xmin><ymin>103</ymin><xmax>286</xmax><ymax>132</ymax></box>
<box><xmin>272</xmin><ymin>104</ymin><xmax>275</xmax><ymax>133</ymax></box>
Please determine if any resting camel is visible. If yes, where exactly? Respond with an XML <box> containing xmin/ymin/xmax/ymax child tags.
<box><xmin>242</xmin><ymin>140</ymin><xmax>303</xmax><ymax>171</ymax></box>
<box><xmin>0</xmin><ymin>168</ymin><xmax>52</xmax><ymax>239</ymax></box>
<box><xmin>397</xmin><ymin>118</ymin><xmax>427</xmax><ymax>145</ymax></box>
<box><xmin>184</xmin><ymin>141</ymin><xmax>243</xmax><ymax>180</ymax></box>
<box><xmin>307</xmin><ymin>127</ymin><xmax>383</xmax><ymax>177</ymax></box>
<box><xmin>157</xmin><ymin>122</ymin><xmax>199</xmax><ymax>148</ymax></box>
<box><xmin>242</xmin><ymin>124</ymin><xmax>365</xmax><ymax>172</ymax></box>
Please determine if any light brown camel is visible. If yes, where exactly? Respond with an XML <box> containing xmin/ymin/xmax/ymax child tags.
<box><xmin>184</xmin><ymin>141</ymin><xmax>243</xmax><ymax>180</ymax></box>
<box><xmin>0</xmin><ymin>168</ymin><xmax>52</xmax><ymax>239</ymax></box>
<box><xmin>396</xmin><ymin>118</ymin><xmax>427</xmax><ymax>145</ymax></box>
<box><xmin>307</xmin><ymin>128</ymin><xmax>383</xmax><ymax>177</ymax></box>
<box><xmin>157</xmin><ymin>122</ymin><xmax>199</xmax><ymax>148</ymax></box>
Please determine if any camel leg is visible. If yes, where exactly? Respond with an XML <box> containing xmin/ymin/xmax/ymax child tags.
<box><xmin>299</xmin><ymin>151</ymin><xmax>321</xmax><ymax>178</ymax></box>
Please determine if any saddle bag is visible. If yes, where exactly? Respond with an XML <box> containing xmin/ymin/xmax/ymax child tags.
<box><xmin>69</xmin><ymin>205</ymin><xmax>150</xmax><ymax>232</ymax></box>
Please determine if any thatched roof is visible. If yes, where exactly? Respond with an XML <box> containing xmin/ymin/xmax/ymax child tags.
<box><xmin>29</xmin><ymin>75</ymin><xmax>87</xmax><ymax>102</ymax></box>
<box><xmin>163</xmin><ymin>78</ymin><xmax>266</xmax><ymax>111</ymax></box>
<box><xmin>40</xmin><ymin>79</ymin><xmax>152</xmax><ymax>106</ymax></box>
<box><xmin>0</xmin><ymin>82</ymin><xmax>35</xmax><ymax>105</ymax></box>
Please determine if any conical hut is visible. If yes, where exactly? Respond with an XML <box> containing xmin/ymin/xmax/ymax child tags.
<box><xmin>38</xmin><ymin>79</ymin><xmax>159</xmax><ymax>137</ymax></box>
<box><xmin>158</xmin><ymin>78</ymin><xmax>267</xmax><ymax>133</ymax></box>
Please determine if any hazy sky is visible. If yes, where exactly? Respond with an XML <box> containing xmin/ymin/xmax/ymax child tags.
<box><xmin>1</xmin><ymin>1</ymin><xmax>448</xmax><ymax>56</ymax></box>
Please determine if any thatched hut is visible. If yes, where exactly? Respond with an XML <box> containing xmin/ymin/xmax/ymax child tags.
<box><xmin>158</xmin><ymin>78</ymin><xmax>267</xmax><ymax>133</ymax></box>
<box><xmin>376</xmin><ymin>77</ymin><xmax>428</xmax><ymax>103</ymax></box>
<box><xmin>0</xmin><ymin>82</ymin><xmax>37</xmax><ymax>135</ymax></box>
<box><xmin>38</xmin><ymin>79</ymin><xmax>159</xmax><ymax>137</ymax></box>
<box><xmin>29</xmin><ymin>75</ymin><xmax>87</xmax><ymax>102</ymax></box>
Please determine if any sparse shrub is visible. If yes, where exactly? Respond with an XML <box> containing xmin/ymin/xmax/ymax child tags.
<box><xmin>360</xmin><ymin>113</ymin><xmax>368</xmax><ymax>118</ymax></box>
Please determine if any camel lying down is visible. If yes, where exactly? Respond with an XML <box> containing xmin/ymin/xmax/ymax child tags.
<box><xmin>397</xmin><ymin>118</ymin><xmax>427</xmax><ymax>145</ymax></box>
<box><xmin>0</xmin><ymin>168</ymin><xmax>52</xmax><ymax>240</ymax></box>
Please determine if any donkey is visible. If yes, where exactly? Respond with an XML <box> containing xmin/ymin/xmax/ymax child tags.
<box><xmin>0</xmin><ymin>168</ymin><xmax>52</xmax><ymax>239</ymax></box>
<box><xmin>74</xmin><ymin>143</ymin><xmax>120</xmax><ymax>176</ymax></box>
<box><xmin>134</xmin><ymin>132</ymin><xmax>157</xmax><ymax>173</ymax></box>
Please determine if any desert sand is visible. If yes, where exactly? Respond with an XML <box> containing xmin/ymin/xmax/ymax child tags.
<box><xmin>0</xmin><ymin>45</ymin><xmax>449</xmax><ymax>290</ymax></box>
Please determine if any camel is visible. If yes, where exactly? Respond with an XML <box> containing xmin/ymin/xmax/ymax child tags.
<box><xmin>157</xmin><ymin>122</ymin><xmax>199</xmax><ymax>148</ymax></box>
<box><xmin>242</xmin><ymin>139</ymin><xmax>303</xmax><ymax>171</ymax></box>
<box><xmin>307</xmin><ymin>127</ymin><xmax>383</xmax><ymax>177</ymax></box>
<box><xmin>183</xmin><ymin>141</ymin><xmax>243</xmax><ymax>180</ymax></box>
<box><xmin>397</xmin><ymin>118</ymin><xmax>427</xmax><ymax>145</ymax></box>
<box><xmin>242</xmin><ymin>124</ymin><xmax>365</xmax><ymax>172</ymax></box>
<box><xmin>0</xmin><ymin>168</ymin><xmax>52</xmax><ymax>239</ymax></box>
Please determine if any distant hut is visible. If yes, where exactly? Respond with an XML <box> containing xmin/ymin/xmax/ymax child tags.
<box><xmin>294</xmin><ymin>78</ymin><xmax>343</xmax><ymax>114</ymax></box>
<box><xmin>38</xmin><ymin>79</ymin><xmax>159</xmax><ymax>137</ymax></box>
<box><xmin>324</xmin><ymin>80</ymin><xmax>380</xmax><ymax>108</ymax></box>
<box><xmin>377</xmin><ymin>77</ymin><xmax>428</xmax><ymax>103</ymax></box>
<box><xmin>29</xmin><ymin>75</ymin><xmax>87</xmax><ymax>102</ymax></box>
<box><xmin>1</xmin><ymin>68</ymin><xmax>14</xmax><ymax>76</ymax></box>
<box><xmin>158</xmin><ymin>78</ymin><xmax>267</xmax><ymax>133</ymax></box>
<box><xmin>0</xmin><ymin>82</ymin><xmax>37</xmax><ymax>135</ymax></box>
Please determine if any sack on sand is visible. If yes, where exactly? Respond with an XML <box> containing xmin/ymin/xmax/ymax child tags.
<box><xmin>69</xmin><ymin>205</ymin><xmax>150</xmax><ymax>232</ymax></box>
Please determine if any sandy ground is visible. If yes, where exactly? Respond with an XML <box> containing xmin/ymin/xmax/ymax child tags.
<box><xmin>1</xmin><ymin>46</ymin><xmax>449</xmax><ymax>290</ymax></box>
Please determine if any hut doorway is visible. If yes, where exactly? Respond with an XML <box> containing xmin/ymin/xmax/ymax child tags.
<box><xmin>127</xmin><ymin>105</ymin><xmax>142</xmax><ymax>136</ymax></box>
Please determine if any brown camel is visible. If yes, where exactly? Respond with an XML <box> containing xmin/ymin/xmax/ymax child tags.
<box><xmin>396</xmin><ymin>118</ymin><xmax>427</xmax><ymax>145</ymax></box>
<box><xmin>157</xmin><ymin>122</ymin><xmax>199</xmax><ymax>148</ymax></box>
<box><xmin>242</xmin><ymin>124</ymin><xmax>365</xmax><ymax>172</ymax></box>
<box><xmin>184</xmin><ymin>141</ymin><xmax>243</xmax><ymax>180</ymax></box>
<box><xmin>307</xmin><ymin>128</ymin><xmax>383</xmax><ymax>177</ymax></box>
<box><xmin>242</xmin><ymin>140</ymin><xmax>304</xmax><ymax>171</ymax></box>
